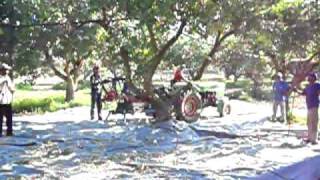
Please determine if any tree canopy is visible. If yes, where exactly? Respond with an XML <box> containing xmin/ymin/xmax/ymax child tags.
<box><xmin>0</xmin><ymin>0</ymin><xmax>319</xmax><ymax>103</ymax></box>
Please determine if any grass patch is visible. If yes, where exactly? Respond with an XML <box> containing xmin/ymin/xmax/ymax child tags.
<box><xmin>225</xmin><ymin>79</ymin><xmax>274</xmax><ymax>101</ymax></box>
<box><xmin>51</xmin><ymin>82</ymin><xmax>66</xmax><ymax>90</ymax></box>
<box><xmin>225</xmin><ymin>79</ymin><xmax>251</xmax><ymax>100</ymax></box>
<box><xmin>52</xmin><ymin>80</ymin><xmax>90</xmax><ymax>91</ymax></box>
<box><xmin>288</xmin><ymin>112</ymin><xmax>307</xmax><ymax>125</ymax></box>
<box><xmin>13</xmin><ymin>89</ymin><xmax>91</xmax><ymax>114</ymax></box>
<box><xmin>225</xmin><ymin>79</ymin><xmax>251</xmax><ymax>89</ymax></box>
<box><xmin>15</xmin><ymin>83</ymin><xmax>33</xmax><ymax>91</ymax></box>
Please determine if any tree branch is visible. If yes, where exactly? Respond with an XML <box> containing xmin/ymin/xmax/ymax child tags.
<box><xmin>145</xmin><ymin>19</ymin><xmax>187</xmax><ymax>90</ymax></box>
<box><xmin>44</xmin><ymin>50</ymin><xmax>68</xmax><ymax>81</ymax></box>
<box><xmin>118</xmin><ymin>47</ymin><xmax>146</xmax><ymax>96</ymax></box>
<box><xmin>0</xmin><ymin>17</ymin><xmax>128</xmax><ymax>29</ymax></box>
<box><xmin>147</xmin><ymin>24</ymin><xmax>158</xmax><ymax>52</ymax></box>
<box><xmin>193</xmin><ymin>29</ymin><xmax>235</xmax><ymax>80</ymax></box>
<box><xmin>72</xmin><ymin>59</ymin><xmax>84</xmax><ymax>84</ymax></box>
<box><xmin>307</xmin><ymin>50</ymin><xmax>320</xmax><ymax>62</ymax></box>
<box><xmin>192</xmin><ymin>31</ymin><xmax>221</xmax><ymax>80</ymax></box>
<box><xmin>219</xmin><ymin>29</ymin><xmax>236</xmax><ymax>46</ymax></box>
<box><xmin>120</xmin><ymin>47</ymin><xmax>133</xmax><ymax>83</ymax></box>
<box><xmin>265</xmin><ymin>51</ymin><xmax>281</xmax><ymax>72</ymax></box>
<box><xmin>289</xmin><ymin>50</ymin><xmax>320</xmax><ymax>88</ymax></box>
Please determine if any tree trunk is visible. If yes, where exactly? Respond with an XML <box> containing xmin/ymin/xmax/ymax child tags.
<box><xmin>193</xmin><ymin>30</ymin><xmax>235</xmax><ymax>81</ymax></box>
<box><xmin>65</xmin><ymin>77</ymin><xmax>77</xmax><ymax>102</ymax></box>
<box><xmin>234</xmin><ymin>75</ymin><xmax>240</xmax><ymax>82</ymax></box>
<box><xmin>193</xmin><ymin>57</ymin><xmax>211</xmax><ymax>80</ymax></box>
<box><xmin>252</xmin><ymin>80</ymin><xmax>259</xmax><ymax>99</ymax></box>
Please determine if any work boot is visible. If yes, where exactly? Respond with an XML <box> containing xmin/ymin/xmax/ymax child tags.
<box><xmin>278</xmin><ymin>117</ymin><xmax>285</xmax><ymax>123</ymax></box>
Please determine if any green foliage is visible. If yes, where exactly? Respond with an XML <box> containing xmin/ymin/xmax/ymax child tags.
<box><xmin>225</xmin><ymin>79</ymin><xmax>273</xmax><ymax>101</ymax></box>
<box><xmin>15</xmin><ymin>83</ymin><xmax>33</xmax><ymax>90</ymax></box>
<box><xmin>13</xmin><ymin>89</ymin><xmax>90</xmax><ymax>114</ymax></box>
<box><xmin>51</xmin><ymin>82</ymin><xmax>66</xmax><ymax>90</ymax></box>
<box><xmin>271</xmin><ymin>0</ymin><xmax>304</xmax><ymax>17</ymax></box>
<box><xmin>287</xmin><ymin>112</ymin><xmax>306</xmax><ymax>125</ymax></box>
<box><xmin>164</xmin><ymin>36</ymin><xmax>209</xmax><ymax>69</ymax></box>
<box><xmin>52</xmin><ymin>81</ymin><xmax>90</xmax><ymax>91</ymax></box>
<box><xmin>226</xmin><ymin>80</ymin><xmax>251</xmax><ymax>101</ymax></box>
<box><xmin>225</xmin><ymin>79</ymin><xmax>251</xmax><ymax>89</ymax></box>
<box><xmin>13</xmin><ymin>95</ymin><xmax>65</xmax><ymax>113</ymax></box>
<box><xmin>78</xmin><ymin>80</ymin><xmax>91</xmax><ymax>90</ymax></box>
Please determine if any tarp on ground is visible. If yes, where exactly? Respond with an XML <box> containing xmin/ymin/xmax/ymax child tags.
<box><xmin>250</xmin><ymin>155</ymin><xmax>320</xmax><ymax>180</ymax></box>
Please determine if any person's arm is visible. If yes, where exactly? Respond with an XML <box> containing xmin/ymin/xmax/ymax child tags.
<box><xmin>272</xmin><ymin>82</ymin><xmax>275</xmax><ymax>92</ymax></box>
<box><xmin>90</xmin><ymin>75</ymin><xmax>94</xmax><ymax>87</ymax></box>
<box><xmin>283</xmin><ymin>82</ymin><xmax>291</xmax><ymax>96</ymax></box>
<box><xmin>0</xmin><ymin>77</ymin><xmax>6</xmax><ymax>84</ymax></box>
<box><xmin>180</xmin><ymin>69</ymin><xmax>189</xmax><ymax>82</ymax></box>
<box><xmin>102</xmin><ymin>84</ymin><xmax>107</xmax><ymax>93</ymax></box>
<box><xmin>317</xmin><ymin>84</ymin><xmax>320</xmax><ymax>96</ymax></box>
<box><xmin>293</xmin><ymin>86</ymin><xmax>305</xmax><ymax>95</ymax></box>
<box><xmin>90</xmin><ymin>75</ymin><xmax>102</xmax><ymax>86</ymax></box>
<box><xmin>7</xmin><ymin>77</ymin><xmax>15</xmax><ymax>93</ymax></box>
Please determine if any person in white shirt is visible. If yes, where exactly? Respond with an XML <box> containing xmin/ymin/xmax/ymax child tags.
<box><xmin>0</xmin><ymin>63</ymin><xmax>15</xmax><ymax>137</ymax></box>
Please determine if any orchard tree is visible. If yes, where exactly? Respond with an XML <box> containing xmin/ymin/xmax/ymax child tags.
<box><xmin>89</xmin><ymin>0</ymin><xmax>264</xmax><ymax>121</ymax></box>
<box><xmin>217</xmin><ymin>38</ymin><xmax>248</xmax><ymax>81</ymax></box>
<box><xmin>87</xmin><ymin>0</ymin><xmax>197</xmax><ymax>121</ymax></box>
<box><xmin>42</xmin><ymin>26</ymin><xmax>97</xmax><ymax>101</ymax></box>
<box><xmin>164</xmin><ymin>36</ymin><xmax>210</xmax><ymax>70</ymax></box>
<box><xmin>0</xmin><ymin>0</ymin><xmax>38</xmax><ymax>75</ymax></box>
<box><xmin>190</xmin><ymin>0</ymin><xmax>260</xmax><ymax>80</ymax></box>
<box><xmin>21</xmin><ymin>0</ymin><xmax>100</xmax><ymax>101</ymax></box>
<box><xmin>0</xmin><ymin>0</ymin><xmax>96</xmax><ymax>101</ymax></box>
<box><xmin>252</xmin><ymin>0</ymin><xmax>320</xmax><ymax>82</ymax></box>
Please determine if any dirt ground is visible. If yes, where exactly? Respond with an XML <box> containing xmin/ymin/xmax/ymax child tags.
<box><xmin>0</xmin><ymin>100</ymin><xmax>318</xmax><ymax>179</ymax></box>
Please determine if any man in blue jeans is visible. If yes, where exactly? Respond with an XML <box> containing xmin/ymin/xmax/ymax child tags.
<box><xmin>272</xmin><ymin>74</ymin><xmax>290</xmax><ymax>123</ymax></box>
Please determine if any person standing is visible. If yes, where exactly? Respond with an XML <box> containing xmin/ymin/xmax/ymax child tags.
<box><xmin>90</xmin><ymin>65</ymin><xmax>103</xmax><ymax>120</ymax></box>
<box><xmin>295</xmin><ymin>73</ymin><xmax>320</xmax><ymax>144</ymax></box>
<box><xmin>0</xmin><ymin>63</ymin><xmax>15</xmax><ymax>137</ymax></box>
<box><xmin>272</xmin><ymin>74</ymin><xmax>290</xmax><ymax>123</ymax></box>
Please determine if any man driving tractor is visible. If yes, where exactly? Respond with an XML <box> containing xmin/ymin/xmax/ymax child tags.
<box><xmin>170</xmin><ymin>65</ymin><xmax>187</xmax><ymax>87</ymax></box>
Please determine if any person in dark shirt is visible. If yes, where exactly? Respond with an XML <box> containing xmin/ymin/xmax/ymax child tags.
<box><xmin>90</xmin><ymin>65</ymin><xmax>103</xmax><ymax>120</ymax></box>
<box><xmin>295</xmin><ymin>73</ymin><xmax>320</xmax><ymax>144</ymax></box>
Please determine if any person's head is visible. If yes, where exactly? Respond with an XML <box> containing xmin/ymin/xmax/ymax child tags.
<box><xmin>273</xmin><ymin>73</ymin><xmax>281</xmax><ymax>82</ymax></box>
<box><xmin>93</xmin><ymin>65</ymin><xmax>100</xmax><ymax>75</ymax></box>
<box><xmin>307</xmin><ymin>72</ymin><xmax>317</xmax><ymax>84</ymax></box>
<box><xmin>0</xmin><ymin>63</ymin><xmax>11</xmax><ymax>76</ymax></box>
